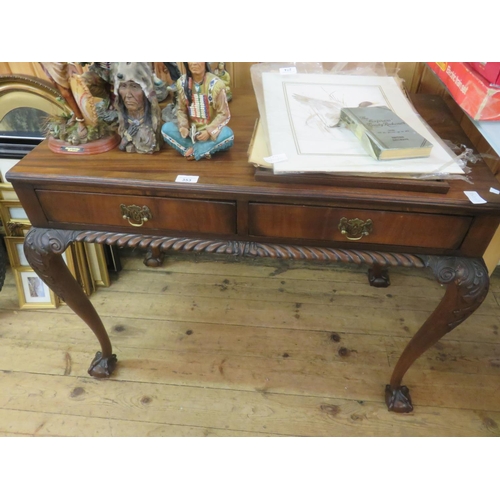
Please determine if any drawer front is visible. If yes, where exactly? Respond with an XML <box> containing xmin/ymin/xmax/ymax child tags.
<box><xmin>249</xmin><ymin>203</ymin><xmax>472</xmax><ymax>249</ymax></box>
<box><xmin>37</xmin><ymin>190</ymin><xmax>236</xmax><ymax>235</ymax></box>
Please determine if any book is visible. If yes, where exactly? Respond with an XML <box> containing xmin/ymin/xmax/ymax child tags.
<box><xmin>340</xmin><ymin>105</ymin><xmax>433</xmax><ymax>160</ymax></box>
<box><xmin>248</xmin><ymin>119</ymin><xmax>443</xmax><ymax>185</ymax></box>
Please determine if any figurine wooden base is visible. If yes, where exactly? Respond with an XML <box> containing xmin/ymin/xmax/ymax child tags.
<box><xmin>48</xmin><ymin>134</ymin><xmax>121</xmax><ymax>155</ymax></box>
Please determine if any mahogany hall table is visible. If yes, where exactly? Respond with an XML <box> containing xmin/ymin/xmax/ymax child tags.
<box><xmin>7</xmin><ymin>93</ymin><xmax>500</xmax><ymax>413</ymax></box>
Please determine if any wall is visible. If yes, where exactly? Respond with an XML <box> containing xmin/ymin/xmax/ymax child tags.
<box><xmin>1</xmin><ymin>62</ymin><xmax>426</xmax><ymax>92</ymax></box>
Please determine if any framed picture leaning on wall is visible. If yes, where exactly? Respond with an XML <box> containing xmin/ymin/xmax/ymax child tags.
<box><xmin>13</xmin><ymin>267</ymin><xmax>59</xmax><ymax>309</ymax></box>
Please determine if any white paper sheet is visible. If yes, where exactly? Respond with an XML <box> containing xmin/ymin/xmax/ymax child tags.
<box><xmin>262</xmin><ymin>73</ymin><xmax>464</xmax><ymax>175</ymax></box>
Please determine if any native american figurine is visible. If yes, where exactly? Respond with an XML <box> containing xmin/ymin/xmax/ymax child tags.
<box><xmin>161</xmin><ymin>62</ymin><xmax>233</xmax><ymax>161</ymax></box>
<box><xmin>113</xmin><ymin>62</ymin><xmax>162</xmax><ymax>154</ymax></box>
<box><xmin>214</xmin><ymin>62</ymin><xmax>232</xmax><ymax>102</ymax></box>
<box><xmin>40</xmin><ymin>62</ymin><xmax>119</xmax><ymax>154</ymax></box>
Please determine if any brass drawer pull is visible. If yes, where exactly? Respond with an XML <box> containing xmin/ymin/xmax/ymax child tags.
<box><xmin>338</xmin><ymin>217</ymin><xmax>373</xmax><ymax>241</ymax></box>
<box><xmin>120</xmin><ymin>204</ymin><xmax>153</xmax><ymax>227</ymax></box>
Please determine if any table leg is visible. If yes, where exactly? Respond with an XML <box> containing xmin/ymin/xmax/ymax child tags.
<box><xmin>24</xmin><ymin>228</ymin><xmax>117</xmax><ymax>378</ymax></box>
<box><xmin>368</xmin><ymin>263</ymin><xmax>391</xmax><ymax>288</ymax></box>
<box><xmin>385</xmin><ymin>256</ymin><xmax>489</xmax><ymax>412</ymax></box>
<box><xmin>144</xmin><ymin>246</ymin><xmax>164</xmax><ymax>267</ymax></box>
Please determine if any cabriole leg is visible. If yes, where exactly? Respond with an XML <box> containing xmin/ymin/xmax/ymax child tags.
<box><xmin>386</xmin><ymin>256</ymin><xmax>489</xmax><ymax>412</ymax></box>
<box><xmin>24</xmin><ymin>228</ymin><xmax>117</xmax><ymax>377</ymax></box>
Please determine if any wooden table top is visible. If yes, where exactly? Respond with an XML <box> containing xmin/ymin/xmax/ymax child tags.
<box><xmin>7</xmin><ymin>91</ymin><xmax>500</xmax><ymax>217</ymax></box>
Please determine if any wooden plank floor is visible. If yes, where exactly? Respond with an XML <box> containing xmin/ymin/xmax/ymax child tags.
<box><xmin>0</xmin><ymin>249</ymin><xmax>500</xmax><ymax>437</ymax></box>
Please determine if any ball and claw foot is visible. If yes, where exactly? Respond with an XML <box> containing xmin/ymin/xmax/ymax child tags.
<box><xmin>143</xmin><ymin>250</ymin><xmax>164</xmax><ymax>268</ymax></box>
<box><xmin>368</xmin><ymin>267</ymin><xmax>390</xmax><ymax>288</ymax></box>
<box><xmin>385</xmin><ymin>385</ymin><xmax>413</xmax><ymax>413</ymax></box>
<box><xmin>88</xmin><ymin>351</ymin><xmax>118</xmax><ymax>378</ymax></box>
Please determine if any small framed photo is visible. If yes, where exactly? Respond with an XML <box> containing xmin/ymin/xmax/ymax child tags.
<box><xmin>0</xmin><ymin>158</ymin><xmax>19</xmax><ymax>184</ymax></box>
<box><xmin>6</xmin><ymin>222</ymin><xmax>31</xmax><ymax>237</ymax></box>
<box><xmin>74</xmin><ymin>242</ymin><xmax>95</xmax><ymax>296</ymax></box>
<box><xmin>0</xmin><ymin>200</ymin><xmax>29</xmax><ymax>224</ymax></box>
<box><xmin>5</xmin><ymin>236</ymin><xmax>76</xmax><ymax>275</ymax></box>
<box><xmin>5</xmin><ymin>236</ymin><xmax>29</xmax><ymax>267</ymax></box>
<box><xmin>14</xmin><ymin>268</ymin><xmax>59</xmax><ymax>309</ymax></box>
<box><xmin>62</xmin><ymin>245</ymin><xmax>78</xmax><ymax>279</ymax></box>
<box><xmin>84</xmin><ymin>242</ymin><xmax>111</xmax><ymax>287</ymax></box>
<box><xmin>0</xmin><ymin>182</ymin><xmax>17</xmax><ymax>201</ymax></box>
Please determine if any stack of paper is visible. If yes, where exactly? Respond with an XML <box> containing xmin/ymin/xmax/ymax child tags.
<box><xmin>249</xmin><ymin>73</ymin><xmax>464</xmax><ymax>177</ymax></box>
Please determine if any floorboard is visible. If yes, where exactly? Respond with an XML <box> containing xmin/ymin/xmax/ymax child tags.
<box><xmin>1</xmin><ymin>250</ymin><xmax>499</xmax><ymax>436</ymax></box>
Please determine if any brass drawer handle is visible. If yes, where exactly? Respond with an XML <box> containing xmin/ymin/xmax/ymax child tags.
<box><xmin>338</xmin><ymin>217</ymin><xmax>373</xmax><ymax>241</ymax></box>
<box><xmin>120</xmin><ymin>204</ymin><xmax>153</xmax><ymax>227</ymax></box>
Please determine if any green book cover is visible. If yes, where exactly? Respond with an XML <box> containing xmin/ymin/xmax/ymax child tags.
<box><xmin>340</xmin><ymin>106</ymin><xmax>433</xmax><ymax>160</ymax></box>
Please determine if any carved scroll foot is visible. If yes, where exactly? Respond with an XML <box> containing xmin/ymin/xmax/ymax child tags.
<box><xmin>368</xmin><ymin>265</ymin><xmax>390</xmax><ymax>288</ymax></box>
<box><xmin>385</xmin><ymin>385</ymin><xmax>413</xmax><ymax>413</ymax></box>
<box><xmin>88</xmin><ymin>351</ymin><xmax>118</xmax><ymax>378</ymax></box>
<box><xmin>144</xmin><ymin>247</ymin><xmax>164</xmax><ymax>268</ymax></box>
<box><xmin>387</xmin><ymin>256</ymin><xmax>489</xmax><ymax>412</ymax></box>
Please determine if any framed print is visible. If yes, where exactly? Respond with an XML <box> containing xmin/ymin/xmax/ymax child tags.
<box><xmin>0</xmin><ymin>158</ymin><xmax>19</xmax><ymax>184</ymax></box>
<box><xmin>74</xmin><ymin>241</ymin><xmax>95</xmax><ymax>296</ymax></box>
<box><xmin>6</xmin><ymin>236</ymin><xmax>76</xmax><ymax>274</ymax></box>
<box><xmin>6</xmin><ymin>221</ymin><xmax>31</xmax><ymax>237</ymax></box>
<box><xmin>103</xmin><ymin>244</ymin><xmax>122</xmax><ymax>273</ymax></box>
<box><xmin>14</xmin><ymin>268</ymin><xmax>59</xmax><ymax>309</ymax></box>
<box><xmin>5</xmin><ymin>236</ymin><xmax>29</xmax><ymax>267</ymax></box>
<box><xmin>84</xmin><ymin>242</ymin><xmax>111</xmax><ymax>287</ymax></box>
<box><xmin>0</xmin><ymin>182</ymin><xmax>17</xmax><ymax>200</ymax></box>
<box><xmin>0</xmin><ymin>200</ymin><xmax>29</xmax><ymax>224</ymax></box>
<box><xmin>262</xmin><ymin>72</ymin><xmax>464</xmax><ymax>175</ymax></box>
<box><xmin>62</xmin><ymin>244</ymin><xmax>77</xmax><ymax>279</ymax></box>
<box><xmin>0</xmin><ymin>74</ymin><xmax>70</xmax><ymax>138</ymax></box>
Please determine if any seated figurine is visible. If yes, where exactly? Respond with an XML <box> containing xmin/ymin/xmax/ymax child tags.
<box><xmin>161</xmin><ymin>62</ymin><xmax>233</xmax><ymax>161</ymax></box>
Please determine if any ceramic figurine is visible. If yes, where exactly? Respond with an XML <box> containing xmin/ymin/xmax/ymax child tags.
<box><xmin>153</xmin><ymin>72</ymin><xmax>168</xmax><ymax>102</ymax></box>
<box><xmin>161</xmin><ymin>62</ymin><xmax>233</xmax><ymax>161</ymax></box>
<box><xmin>162</xmin><ymin>62</ymin><xmax>182</xmax><ymax>97</ymax></box>
<box><xmin>41</xmin><ymin>62</ymin><xmax>120</xmax><ymax>154</ymax></box>
<box><xmin>113</xmin><ymin>62</ymin><xmax>162</xmax><ymax>154</ymax></box>
<box><xmin>160</xmin><ymin>62</ymin><xmax>182</xmax><ymax>128</ymax></box>
<box><xmin>214</xmin><ymin>62</ymin><xmax>232</xmax><ymax>102</ymax></box>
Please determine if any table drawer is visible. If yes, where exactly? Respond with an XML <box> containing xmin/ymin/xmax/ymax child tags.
<box><xmin>36</xmin><ymin>190</ymin><xmax>236</xmax><ymax>235</ymax></box>
<box><xmin>249</xmin><ymin>203</ymin><xmax>472</xmax><ymax>249</ymax></box>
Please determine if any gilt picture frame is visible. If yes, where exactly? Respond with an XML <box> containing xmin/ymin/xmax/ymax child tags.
<box><xmin>5</xmin><ymin>236</ymin><xmax>30</xmax><ymax>267</ymax></box>
<box><xmin>74</xmin><ymin>241</ymin><xmax>95</xmax><ymax>296</ymax></box>
<box><xmin>0</xmin><ymin>74</ymin><xmax>70</xmax><ymax>137</ymax></box>
<box><xmin>0</xmin><ymin>158</ymin><xmax>19</xmax><ymax>184</ymax></box>
<box><xmin>84</xmin><ymin>242</ymin><xmax>111</xmax><ymax>287</ymax></box>
<box><xmin>0</xmin><ymin>200</ymin><xmax>30</xmax><ymax>236</ymax></box>
<box><xmin>0</xmin><ymin>182</ymin><xmax>17</xmax><ymax>200</ymax></box>
<box><xmin>13</xmin><ymin>268</ymin><xmax>59</xmax><ymax>309</ymax></box>
<box><xmin>5</xmin><ymin>222</ymin><xmax>31</xmax><ymax>237</ymax></box>
<box><xmin>0</xmin><ymin>200</ymin><xmax>29</xmax><ymax>224</ymax></box>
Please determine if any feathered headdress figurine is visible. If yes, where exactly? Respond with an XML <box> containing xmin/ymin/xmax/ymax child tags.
<box><xmin>112</xmin><ymin>62</ymin><xmax>163</xmax><ymax>154</ymax></box>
